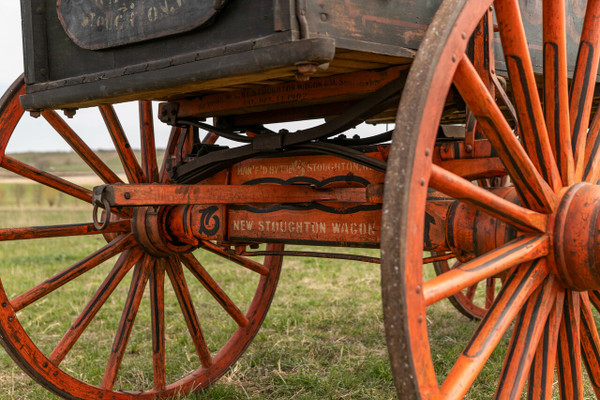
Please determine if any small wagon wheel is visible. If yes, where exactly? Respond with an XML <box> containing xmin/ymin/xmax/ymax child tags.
<box><xmin>432</xmin><ymin>179</ymin><xmax>505</xmax><ymax>320</ymax></box>
<box><xmin>382</xmin><ymin>0</ymin><xmax>600</xmax><ymax>398</ymax></box>
<box><xmin>0</xmin><ymin>76</ymin><xmax>282</xmax><ymax>399</ymax></box>
<box><xmin>432</xmin><ymin>257</ymin><xmax>499</xmax><ymax>320</ymax></box>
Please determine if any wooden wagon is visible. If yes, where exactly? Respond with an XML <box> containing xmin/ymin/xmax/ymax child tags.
<box><xmin>0</xmin><ymin>0</ymin><xmax>599</xmax><ymax>398</ymax></box>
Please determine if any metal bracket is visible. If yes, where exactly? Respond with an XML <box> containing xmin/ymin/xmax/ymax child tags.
<box><xmin>295</xmin><ymin>0</ymin><xmax>310</xmax><ymax>39</ymax></box>
<box><xmin>159</xmin><ymin>102</ymin><xmax>180</xmax><ymax>126</ymax></box>
<box><xmin>252</xmin><ymin>133</ymin><xmax>284</xmax><ymax>152</ymax></box>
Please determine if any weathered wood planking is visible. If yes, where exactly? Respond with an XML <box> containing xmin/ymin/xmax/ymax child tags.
<box><xmin>20</xmin><ymin>0</ymin><xmax>426</xmax><ymax>110</ymax></box>
<box><xmin>19</xmin><ymin>0</ymin><xmax>591</xmax><ymax>111</ymax></box>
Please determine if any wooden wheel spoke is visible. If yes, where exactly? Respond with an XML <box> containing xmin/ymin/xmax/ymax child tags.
<box><xmin>429</xmin><ymin>164</ymin><xmax>548</xmax><ymax>232</ymax></box>
<box><xmin>0</xmin><ymin>79</ymin><xmax>25</xmax><ymax>163</ymax></box>
<box><xmin>485</xmin><ymin>278</ymin><xmax>495</xmax><ymax>309</ymax></box>
<box><xmin>49</xmin><ymin>248</ymin><xmax>143</xmax><ymax>365</ymax></box>
<box><xmin>465</xmin><ymin>282</ymin><xmax>477</xmax><ymax>302</ymax></box>
<box><xmin>580</xmin><ymin>293</ymin><xmax>600</xmax><ymax>397</ymax></box>
<box><xmin>495</xmin><ymin>276</ymin><xmax>558</xmax><ymax>399</ymax></box>
<box><xmin>42</xmin><ymin>110</ymin><xmax>123</xmax><ymax>184</ymax></box>
<box><xmin>101</xmin><ymin>257</ymin><xmax>152</xmax><ymax>390</ymax></box>
<box><xmin>99</xmin><ymin>105</ymin><xmax>145</xmax><ymax>184</ymax></box>
<box><xmin>0</xmin><ymin>220</ymin><xmax>130</xmax><ymax>242</ymax></box>
<box><xmin>453</xmin><ymin>57</ymin><xmax>556</xmax><ymax>212</ymax></box>
<box><xmin>557</xmin><ymin>291</ymin><xmax>584</xmax><ymax>400</ymax></box>
<box><xmin>569</xmin><ymin>0</ymin><xmax>600</xmax><ymax>179</ymax></box>
<box><xmin>527</xmin><ymin>290</ymin><xmax>565</xmax><ymax>400</ymax></box>
<box><xmin>440</xmin><ymin>259</ymin><xmax>548</xmax><ymax>400</ymax></box>
<box><xmin>150</xmin><ymin>259</ymin><xmax>166</xmax><ymax>391</ymax></box>
<box><xmin>589</xmin><ymin>290</ymin><xmax>600</xmax><ymax>312</ymax></box>
<box><xmin>583</xmin><ymin>111</ymin><xmax>600</xmax><ymax>183</ymax></box>
<box><xmin>199</xmin><ymin>241</ymin><xmax>270</xmax><ymax>275</ymax></box>
<box><xmin>181</xmin><ymin>253</ymin><xmax>249</xmax><ymax>327</ymax></box>
<box><xmin>10</xmin><ymin>234</ymin><xmax>136</xmax><ymax>312</ymax></box>
<box><xmin>159</xmin><ymin>127</ymin><xmax>182</xmax><ymax>183</ymax></box>
<box><xmin>543</xmin><ymin>0</ymin><xmax>573</xmax><ymax>185</ymax></box>
<box><xmin>495</xmin><ymin>0</ymin><xmax>561</xmax><ymax>190</ymax></box>
<box><xmin>1</xmin><ymin>156</ymin><xmax>92</xmax><ymax>204</ymax></box>
<box><xmin>202</xmin><ymin>132</ymin><xmax>219</xmax><ymax>145</ymax></box>
<box><xmin>182</xmin><ymin>254</ymin><xmax>249</xmax><ymax>326</ymax></box>
<box><xmin>423</xmin><ymin>253</ymin><xmax>455</xmax><ymax>264</ymax></box>
<box><xmin>166</xmin><ymin>258</ymin><xmax>212</xmax><ymax>368</ymax></box>
<box><xmin>423</xmin><ymin>235</ymin><xmax>549</xmax><ymax>306</ymax></box>
<box><xmin>139</xmin><ymin>101</ymin><xmax>159</xmax><ymax>183</ymax></box>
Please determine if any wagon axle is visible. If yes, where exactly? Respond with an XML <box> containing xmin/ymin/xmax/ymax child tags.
<box><xmin>92</xmin><ymin>180</ymin><xmax>524</xmax><ymax>264</ymax></box>
<box><xmin>551</xmin><ymin>183</ymin><xmax>600</xmax><ymax>291</ymax></box>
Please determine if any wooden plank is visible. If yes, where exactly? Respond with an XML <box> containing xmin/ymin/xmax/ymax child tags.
<box><xmin>172</xmin><ymin>66</ymin><xmax>408</xmax><ymax>118</ymax></box>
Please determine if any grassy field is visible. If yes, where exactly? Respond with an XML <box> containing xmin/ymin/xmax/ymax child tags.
<box><xmin>0</xmin><ymin>152</ymin><xmax>593</xmax><ymax>399</ymax></box>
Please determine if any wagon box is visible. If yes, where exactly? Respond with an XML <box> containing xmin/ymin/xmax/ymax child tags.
<box><xmin>19</xmin><ymin>0</ymin><xmax>435</xmax><ymax>111</ymax></box>
<box><xmin>19</xmin><ymin>0</ymin><xmax>593</xmax><ymax>113</ymax></box>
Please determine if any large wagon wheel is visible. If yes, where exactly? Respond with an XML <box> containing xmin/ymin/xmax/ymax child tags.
<box><xmin>382</xmin><ymin>0</ymin><xmax>600</xmax><ymax>398</ymax></box>
<box><xmin>0</xmin><ymin>76</ymin><xmax>282</xmax><ymax>399</ymax></box>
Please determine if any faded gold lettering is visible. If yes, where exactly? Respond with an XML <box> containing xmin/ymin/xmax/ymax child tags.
<box><xmin>231</xmin><ymin>219</ymin><xmax>377</xmax><ymax>238</ymax></box>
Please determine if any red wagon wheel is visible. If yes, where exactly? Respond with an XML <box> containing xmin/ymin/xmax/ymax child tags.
<box><xmin>432</xmin><ymin>177</ymin><xmax>505</xmax><ymax>320</ymax></box>
<box><xmin>0</xmin><ymin>76</ymin><xmax>282</xmax><ymax>399</ymax></box>
<box><xmin>432</xmin><ymin>257</ymin><xmax>499</xmax><ymax>320</ymax></box>
<box><xmin>382</xmin><ymin>0</ymin><xmax>600</xmax><ymax>398</ymax></box>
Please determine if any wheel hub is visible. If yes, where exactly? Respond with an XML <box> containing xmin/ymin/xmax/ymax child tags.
<box><xmin>552</xmin><ymin>183</ymin><xmax>600</xmax><ymax>291</ymax></box>
<box><xmin>131</xmin><ymin>206</ymin><xmax>195</xmax><ymax>257</ymax></box>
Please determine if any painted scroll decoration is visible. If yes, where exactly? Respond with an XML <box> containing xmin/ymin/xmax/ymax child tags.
<box><xmin>57</xmin><ymin>0</ymin><xmax>230</xmax><ymax>50</ymax></box>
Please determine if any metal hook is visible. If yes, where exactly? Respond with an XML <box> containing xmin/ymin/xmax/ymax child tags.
<box><xmin>93</xmin><ymin>198</ymin><xmax>112</xmax><ymax>231</ymax></box>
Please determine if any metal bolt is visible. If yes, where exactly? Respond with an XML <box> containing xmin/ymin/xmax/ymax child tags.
<box><xmin>425</xmin><ymin>148</ymin><xmax>430</xmax><ymax>156</ymax></box>
<box><xmin>295</xmin><ymin>62</ymin><xmax>319</xmax><ymax>81</ymax></box>
<box><xmin>29</xmin><ymin>110</ymin><xmax>41</xmax><ymax>118</ymax></box>
<box><xmin>320</xmin><ymin>13</ymin><xmax>328</xmax><ymax>21</ymax></box>
<box><xmin>465</xmin><ymin>144</ymin><xmax>473</xmax><ymax>153</ymax></box>
<box><xmin>63</xmin><ymin>108</ymin><xmax>77</xmax><ymax>118</ymax></box>
<box><xmin>461</xmin><ymin>32</ymin><xmax>466</xmax><ymax>39</ymax></box>
<box><xmin>124</xmin><ymin>193</ymin><xmax>131</xmax><ymax>200</ymax></box>
<box><xmin>420</xmin><ymin>178</ymin><xmax>426</xmax><ymax>186</ymax></box>
<box><xmin>7</xmin><ymin>316</ymin><xmax>13</xmax><ymax>322</ymax></box>
<box><xmin>452</xmin><ymin>54</ymin><xmax>457</xmax><ymax>62</ymax></box>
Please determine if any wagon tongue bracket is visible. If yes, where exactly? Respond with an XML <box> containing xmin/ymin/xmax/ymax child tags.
<box><xmin>91</xmin><ymin>183</ymin><xmax>382</xmax><ymax>209</ymax></box>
